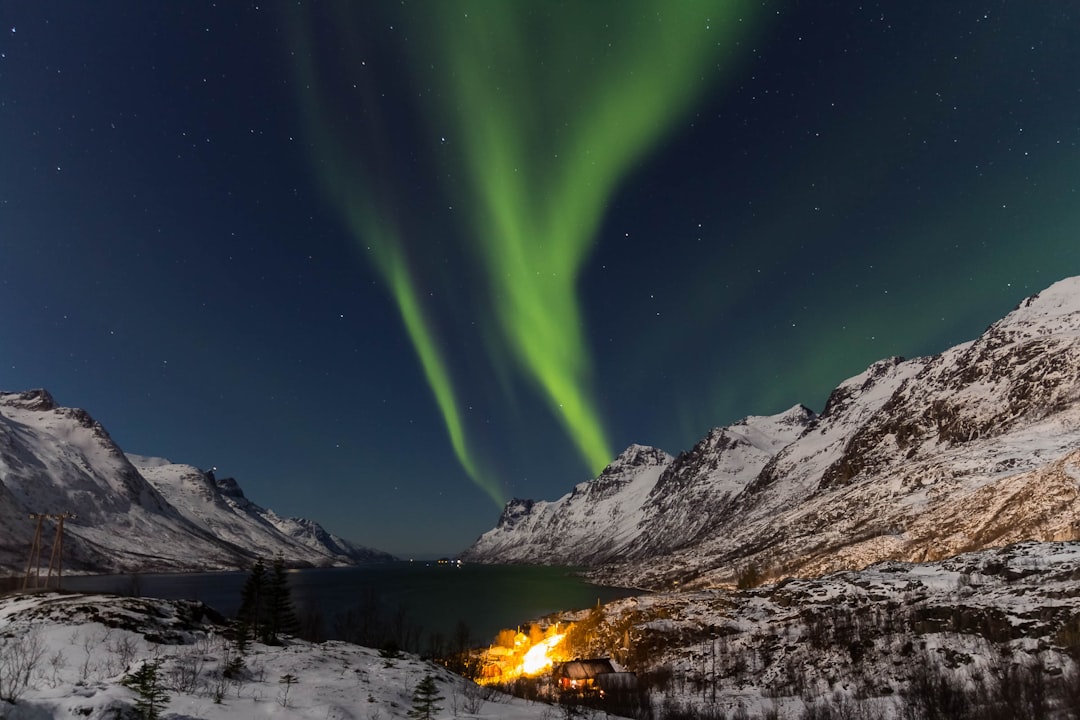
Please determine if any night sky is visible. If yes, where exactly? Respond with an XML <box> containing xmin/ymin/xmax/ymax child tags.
<box><xmin>3</xmin><ymin>2</ymin><xmax>1078</xmax><ymax>557</ymax></box>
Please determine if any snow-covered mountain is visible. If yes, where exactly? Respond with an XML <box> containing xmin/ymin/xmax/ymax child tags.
<box><xmin>0</xmin><ymin>389</ymin><xmax>394</xmax><ymax>574</ymax></box>
<box><xmin>554</xmin><ymin>540</ymin><xmax>1080</xmax><ymax>718</ymax></box>
<box><xmin>129</xmin><ymin>455</ymin><xmax>393</xmax><ymax>566</ymax></box>
<box><xmin>463</xmin><ymin>408</ymin><xmax>811</xmax><ymax>567</ymax></box>
<box><xmin>465</xmin><ymin>276</ymin><xmax>1080</xmax><ymax>589</ymax></box>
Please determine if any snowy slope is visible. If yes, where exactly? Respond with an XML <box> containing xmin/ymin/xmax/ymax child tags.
<box><xmin>462</xmin><ymin>407</ymin><xmax>812</xmax><ymax>565</ymax></box>
<box><xmin>466</xmin><ymin>276</ymin><xmax>1080</xmax><ymax>590</ymax></box>
<box><xmin>555</xmin><ymin>540</ymin><xmax>1080</xmax><ymax>719</ymax></box>
<box><xmin>0</xmin><ymin>390</ymin><xmax>393</xmax><ymax>575</ymax></box>
<box><xmin>628</xmin><ymin>405</ymin><xmax>816</xmax><ymax>557</ymax></box>
<box><xmin>0</xmin><ymin>592</ymin><xmax>554</xmax><ymax>720</ymax></box>
<box><xmin>462</xmin><ymin>445</ymin><xmax>673</xmax><ymax>565</ymax></box>
<box><xmin>4</xmin><ymin>542</ymin><xmax>1080</xmax><ymax>719</ymax></box>
<box><xmin>131</xmin><ymin>456</ymin><xmax>394</xmax><ymax>565</ymax></box>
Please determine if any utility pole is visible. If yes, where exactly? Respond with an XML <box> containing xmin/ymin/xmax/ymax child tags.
<box><xmin>23</xmin><ymin>512</ymin><xmax>76</xmax><ymax>591</ymax></box>
<box><xmin>24</xmin><ymin>514</ymin><xmax>44</xmax><ymax>589</ymax></box>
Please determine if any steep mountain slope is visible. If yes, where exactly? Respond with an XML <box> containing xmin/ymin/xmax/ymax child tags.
<box><xmin>0</xmin><ymin>592</ymin><xmax>552</xmax><ymax>720</ymax></box>
<box><xmin>555</xmin><ymin>540</ymin><xmax>1080</xmax><ymax>719</ymax></box>
<box><xmin>627</xmin><ymin>405</ymin><xmax>816</xmax><ymax>558</ymax></box>
<box><xmin>466</xmin><ymin>276</ymin><xmax>1080</xmax><ymax>589</ymax></box>
<box><xmin>130</xmin><ymin>455</ymin><xmax>394</xmax><ymax>565</ymax></box>
<box><xmin>462</xmin><ymin>444</ymin><xmax>672</xmax><ymax>565</ymax></box>
<box><xmin>0</xmin><ymin>390</ymin><xmax>393</xmax><ymax>575</ymax></box>
<box><xmin>462</xmin><ymin>407</ymin><xmax>812</xmax><ymax>565</ymax></box>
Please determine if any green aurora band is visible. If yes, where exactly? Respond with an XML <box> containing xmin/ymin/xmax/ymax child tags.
<box><xmin>421</xmin><ymin>2</ymin><xmax>756</xmax><ymax>476</ymax></box>
<box><xmin>289</xmin><ymin>1</ymin><xmax>757</xmax><ymax>503</ymax></box>
<box><xmin>288</xmin><ymin>10</ymin><xmax>500</xmax><ymax>506</ymax></box>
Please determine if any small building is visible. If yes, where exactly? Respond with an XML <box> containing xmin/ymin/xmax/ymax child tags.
<box><xmin>553</xmin><ymin>659</ymin><xmax>637</xmax><ymax>695</ymax></box>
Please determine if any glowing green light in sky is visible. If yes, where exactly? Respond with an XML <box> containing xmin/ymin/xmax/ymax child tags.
<box><xmin>287</xmin><ymin>1</ymin><xmax>756</xmax><ymax>500</ymax></box>
<box><xmin>288</xmin><ymin>13</ymin><xmax>502</xmax><ymax>507</ymax></box>
<box><xmin>422</xmin><ymin>1</ymin><xmax>755</xmax><ymax>475</ymax></box>
<box><xmin>347</xmin><ymin>209</ymin><xmax>486</xmax><ymax>493</ymax></box>
<box><xmin>347</xmin><ymin>199</ymin><xmax>498</xmax><ymax>505</ymax></box>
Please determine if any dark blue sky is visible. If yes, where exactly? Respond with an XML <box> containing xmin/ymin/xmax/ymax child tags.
<box><xmin>3</xmin><ymin>2</ymin><xmax>1078</xmax><ymax>557</ymax></box>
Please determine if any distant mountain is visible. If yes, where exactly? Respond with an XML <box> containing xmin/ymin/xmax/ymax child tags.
<box><xmin>0</xmin><ymin>389</ymin><xmax>394</xmax><ymax>575</ymax></box>
<box><xmin>463</xmin><ymin>408</ymin><xmax>811</xmax><ymax>567</ymax></box>
<box><xmin>129</xmin><ymin>455</ymin><xmax>394</xmax><ymax>565</ymax></box>
<box><xmin>464</xmin><ymin>276</ymin><xmax>1080</xmax><ymax>589</ymax></box>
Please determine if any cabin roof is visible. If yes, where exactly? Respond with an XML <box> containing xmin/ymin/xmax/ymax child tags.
<box><xmin>556</xmin><ymin>659</ymin><xmax>616</xmax><ymax>680</ymax></box>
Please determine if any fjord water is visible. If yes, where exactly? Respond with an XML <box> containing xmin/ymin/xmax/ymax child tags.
<box><xmin>61</xmin><ymin>563</ymin><xmax>639</xmax><ymax>643</ymax></box>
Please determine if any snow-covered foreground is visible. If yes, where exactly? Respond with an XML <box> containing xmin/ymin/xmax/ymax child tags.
<box><xmin>0</xmin><ymin>592</ymin><xmax>562</xmax><ymax>720</ymax></box>
<box><xmin>6</xmin><ymin>543</ymin><xmax>1080</xmax><ymax>719</ymax></box>
<box><xmin>555</xmin><ymin>540</ymin><xmax>1080</xmax><ymax>719</ymax></box>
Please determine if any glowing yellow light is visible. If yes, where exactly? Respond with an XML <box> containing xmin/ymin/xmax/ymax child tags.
<box><xmin>521</xmin><ymin>633</ymin><xmax>565</xmax><ymax>676</ymax></box>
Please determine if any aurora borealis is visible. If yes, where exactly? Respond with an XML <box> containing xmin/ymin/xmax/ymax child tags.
<box><xmin>291</xmin><ymin>2</ymin><xmax>758</xmax><ymax>504</ymax></box>
<box><xmin>3</xmin><ymin>2</ymin><xmax>1079</xmax><ymax>555</ymax></box>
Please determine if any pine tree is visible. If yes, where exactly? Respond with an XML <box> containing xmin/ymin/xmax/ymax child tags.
<box><xmin>263</xmin><ymin>553</ymin><xmax>298</xmax><ymax>644</ymax></box>
<box><xmin>234</xmin><ymin>614</ymin><xmax>251</xmax><ymax>655</ymax></box>
<box><xmin>407</xmin><ymin>674</ymin><xmax>443</xmax><ymax>720</ymax></box>
<box><xmin>237</xmin><ymin>557</ymin><xmax>267</xmax><ymax>643</ymax></box>
<box><xmin>122</xmin><ymin>660</ymin><xmax>169</xmax><ymax>720</ymax></box>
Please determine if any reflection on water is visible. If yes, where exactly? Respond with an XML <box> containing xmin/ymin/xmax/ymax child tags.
<box><xmin>55</xmin><ymin>563</ymin><xmax>640</xmax><ymax>645</ymax></box>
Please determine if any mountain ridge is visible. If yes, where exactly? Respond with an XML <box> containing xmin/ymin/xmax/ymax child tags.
<box><xmin>463</xmin><ymin>276</ymin><xmax>1080</xmax><ymax>589</ymax></box>
<box><xmin>0</xmin><ymin>390</ymin><xmax>395</xmax><ymax>574</ymax></box>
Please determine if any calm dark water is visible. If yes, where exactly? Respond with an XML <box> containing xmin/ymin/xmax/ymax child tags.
<box><xmin>60</xmin><ymin>563</ymin><xmax>639</xmax><ymax>644</ymax></box>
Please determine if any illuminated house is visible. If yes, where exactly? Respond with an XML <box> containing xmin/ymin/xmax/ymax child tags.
<box><xmin>553</xmin><ymin>659</ymin><xmax>636</xmax><ymax>695</ymax></box>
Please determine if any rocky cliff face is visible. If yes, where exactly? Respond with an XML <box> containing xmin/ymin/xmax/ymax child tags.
<box><xmin>461</xmin><ymin>409</ymin><xmax>812</xmax><ymax>566</ymax></box>
<box><xmin>0</xmin><ymin>391</ymin><xmax>394</xmax><ymax>574</ymax></box>
<box><xmin>464</xmin><ymin>277</ymin><xmax>1080</xmax><ymax>590</ymax></box>
<box><xmin>462</xmin><ymin>444</ymin><xmax>673</xmax><ymax>566</ymax></box>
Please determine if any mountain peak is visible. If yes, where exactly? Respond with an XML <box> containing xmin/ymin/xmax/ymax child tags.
<box><xmin>0</xmin><ymin>388</ymin><xmax>57</xmax><ymax>411</ymax></box>
<box><xmin>728</xmin><ymin>404</ymin><xmax>816</xmax><ymax>450</ymax></box>
<box><xmin>605</xmin><ymin>444</ymin><xmax>671</xmax><ymax>473</ymax></box>
<box><xmin>993</xmin><ymin>275</ymin><xmax>1080</xmax><ymax>337</ymax></box>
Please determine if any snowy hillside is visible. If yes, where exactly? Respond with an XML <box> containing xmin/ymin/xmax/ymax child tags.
<box><xmin>462</xmin><ymin>444</ymin><xmax>672</xmax><ymax>565</ymax></box>
<box><xmin>4</xmin><ymin>542</ymin><xmax>1080</xmax><ymax>719</ymax></box>
<box><xmin>0</xmin><ymin>591</ymin><xmax>552</xmax><ymax>720</ymax></box>
<box><xmin>553</xmin><ymin>540</ymin><xmax>1080</xmax><ymax>719</ymax></box>
<box><xmin>0</xmin><ymin>390</ymin><xmax>393</xmax><ymax>575</ymax></box>
<box><xmin>130</xmin><ymin>456</ymin><xmax>394</xmax><ymax>565</ymax></box>
<box><xmin>462</xmin><ymin>406</ymin><xmax>811</xmax><ymax>566</ymax></box>
<box><xmin>466</xmin><ymin>276</ymin><xmax>1080</xmax><ymax>590</ymax></box>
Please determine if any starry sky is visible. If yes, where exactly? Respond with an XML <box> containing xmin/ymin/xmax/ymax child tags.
<box><xmin>2</xmin><ymin>2</ymin><xmax>1078</xmax><ymax>558</ymax></box>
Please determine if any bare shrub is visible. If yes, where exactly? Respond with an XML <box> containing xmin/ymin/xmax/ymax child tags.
<box><xmin>209</xmin><ymin>640</ymin><xmax>242</xmax><ymax>703</ymax></box>
<box><xmin>107</xmin><ymin>633</ymin><xmax>140</xmax><ymax>672</ymax></box>
<box><xmin>0</xmin><ymin>628</ymin><xmax>46</xmax><ymax>703</ymax></box>
<box><xmin>165</xmin><ymin>648</ymin><xmax>206</xmax><ymax>693</ymax></box>
<box><xmin>45</xmin><ymin>648</ymin><xmax>67</xmax><ymax>688</ymax></box>
<box><xmin>79</xmin><ymin>628</ymin><xmax>105</xmax><ymax>680</ymax></box>
<box><xmin>462</xmin><ymin>679</ymin><xmax>497</xmax><ymax>714</ymax></box>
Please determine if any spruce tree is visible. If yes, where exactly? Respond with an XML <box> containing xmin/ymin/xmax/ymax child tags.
<box><xmin>234</xmin><ymin>614</ymin><xmax>251</xmax><ymax>655</ymax></box>
<box><xmin>407</xmin><ymin>674</ymin><xmax>443</xmax><ymax>720</ymax></box>
<box><xmin>122</xmin><ymin>660</ymin><xmax>169</xmax><ymax>720</ymax></box>
<box><xmin>237</xmin><ymin>557</ymin><xmax>267</xmax><ymax>643</ymax></box>
<box><xmin>263</xmin><ymin>553</ymin><xmax>298</xmax><ymax>644</ymax></box>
